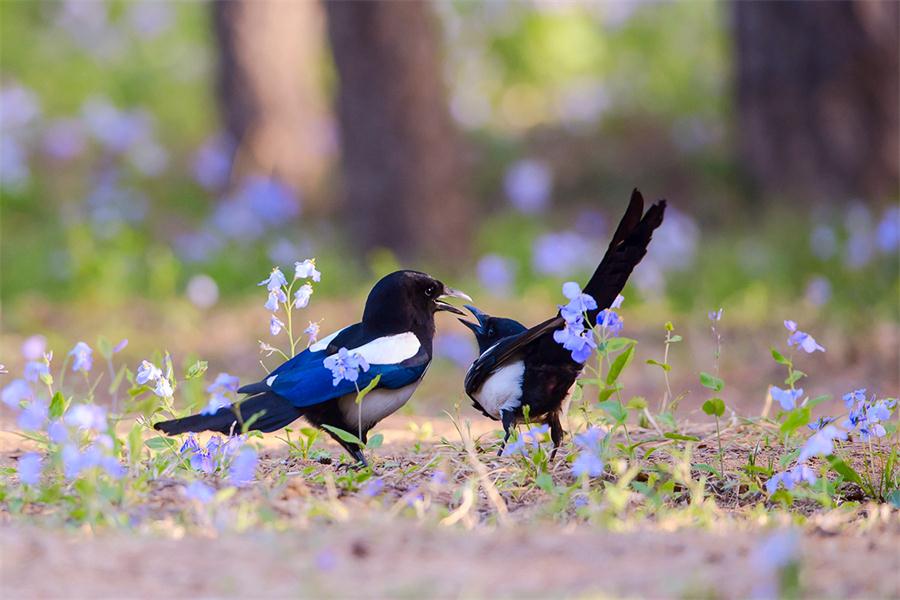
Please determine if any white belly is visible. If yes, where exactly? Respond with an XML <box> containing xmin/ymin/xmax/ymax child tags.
<box><xmin>473</xmin><ymin>361</ymin><xmax>525</xmax><ymax>419</ymax></box>
<box><xmin>338</xmin><ymin>381</ymin><xmax>421</xmax><ymax>432</ymax></box>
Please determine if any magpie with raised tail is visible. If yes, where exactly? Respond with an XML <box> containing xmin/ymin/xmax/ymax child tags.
<box><xmin>154</xmin><ymin>270</ymin><xmax>470</xmax><ymax>465</ymax></box>
<box><xmin>459</xmin><ymin>189</ymin><xmax>666</xmax><ymax>454</ymax></box>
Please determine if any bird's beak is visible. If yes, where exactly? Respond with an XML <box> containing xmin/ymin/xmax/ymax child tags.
<box><xmin>435</xmin><ymin>286</ymin><xmax>471</xmax><ymax>315</ymax></box>
<box><xmin>458</xmin><ymin>304</ymin><xmax>487</xmax><ymax>333</ymax></box>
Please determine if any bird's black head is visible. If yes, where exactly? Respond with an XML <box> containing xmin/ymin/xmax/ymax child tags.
<box><xmin>362</xmin><ymin>270</ymin><xmax>471</xmax><ymax>339</ymax></box>
<box><xmin>459</xmin><ymin>305</ymin><xmax>527</xmax><ymax>354</ymax></box>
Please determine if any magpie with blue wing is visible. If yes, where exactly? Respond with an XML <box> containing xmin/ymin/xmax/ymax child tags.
<box><xmin>154</xmin><ymin>271</ymin><xmax>470</xmax><ymax>465</ymax></box>
<box><xmin>459</xmin><ymin>189</ymin><xmax>666</xmax><ymax>455</ymax></box>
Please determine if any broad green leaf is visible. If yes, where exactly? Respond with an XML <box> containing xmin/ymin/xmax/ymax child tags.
<box><xmin>366</xmin><ymin>433</ymin><xmax>384</xmax><ymax>449</ymax></box>
<box><xmin>597</xmin><ymin>383</ymin><xmax>622</xmax><ymax>404</ymax></box>
<box><xmin>699</xmin><ymin>372</ymin><xmax>724</xmax><ymax>392</ymax></box>
<box><xmin>826</xmin><ymin>455</ymin><xmax>862</xmax><ymax>485</ymax></box>
<box><xmin>603</xmin><ymin>337</ymin><xmax>635</xmax><ymax>354</ymax></box>
<box><xmin>597</xmin><ymin>399</ymin><xmax>627</xmax><ymax>424</ymax></box>
<box><xmin>535</xmin><ymin>472</ymin><xmax>554</xmax><ymax>492</ymax></box>
<box><xmin>48</xmin><ymin>391</ymin><xmax>66</xmax><ymax>420</ymax></box>
<box><xmin>128</xmin><ymin>423</ymin><xmax>144</xmax><ymax>465</ymax></box>
<box><xmin>645</xmin><ymin>359</ymin><xmax>671</xmax><ymax>372</ymax></box>
<box><xmin>664</xmin><ymin>432</ymin><xmax>700</xmax><ymax>442</ymax></box>
<box><xmin>321</xmin><ymin>424</ymin><xmax>365</xmax><ymax>448</ymax></box>
<box><xmin>808</xmin><ymin>394</ymin><xmax>832</xmax><ymax>408</ymax></box>
<box><xmin>356</xmin><ymin>374</ymin><xmax>382</xmax><ymax>405</ymax></box>
<box><xmin>780</xmin><ymin>406</ymin><xmax>810</xmax><ymax>436</ymax></box>
<box><xmin>771</xmin><ymin>348</ymin><xmax>791</xmax><ymax>366</ymax></box>
<box><xmin>606</xmin><ymin>344</ymin><xmax>635</xmax><ymax>385</ymax></box>
<box><xmin>702</xmin><ymin>397</ymin><xmax>725</xmax><ymax>417</ymax></box>
<box><xmin>145</xmin><ymin>436</ymin><xmax>176</xmax><ymax>451</ymax></box>
<box><xmin>785</xmin><ymin>370</ymin><xmax>805</xmax><ymax>386</ymax></box>
<box><xmin>693</xmin><ymin>463</ymin><xmax>721</xmax><ymax>477</ymax></box>
<box><xmin>185</xmin><ymin>360</ymin><xmax>208</xmax><ymax>380</ymax></box>
<box><xmin>668</xmin><ymin>335</ymin><xmax>683</xmax><ymax>343</ymax></box>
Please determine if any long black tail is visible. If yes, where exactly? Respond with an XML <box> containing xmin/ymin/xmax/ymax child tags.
<box><xmin>153</xmin><ymin>392</ymin><xmax>303</xmax><ymax>435</ymax></box>
<box><xmin>583</xmin><ymin>189</ymin><xmax>666</xmax><ymax>324</ymax></box>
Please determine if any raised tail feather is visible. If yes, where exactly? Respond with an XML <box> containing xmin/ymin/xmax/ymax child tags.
<box><xmin>153</xmin><ymin>392</ymin><xmax>303</xmax><ymax>435</ymax></box>
<box><xmin>582</xmin><ymin>189</ymin><xmax>666</xmax><ymax>323</ymax></box>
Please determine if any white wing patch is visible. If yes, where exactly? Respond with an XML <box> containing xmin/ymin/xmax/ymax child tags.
<box><xmin>352</xmin><ymin>332</ymin><xmax>420</xmax><ymax>365</ymax></box>
<box><xmin>266</xmin><ymin>375</ymin><xmax>278</xmax><ymax>386</ymax></box>
<box><xmin>473</xmin><ymin>360</ymin><xmax>525</xmax><ymax>419</ymax></box>
<box><xmin>309</xmin><ymin>327</ymin><xmax>346</xmax><ymax>352</ymax></box>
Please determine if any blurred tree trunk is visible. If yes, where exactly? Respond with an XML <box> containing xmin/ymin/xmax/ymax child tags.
<box><xmin>733</xmin><ymin>1</ymin><xmax>899</xmax><ymax>203</ymax></box>
<box><xmin>324</xmin><ymin>1</ymin><xmax>470</xmax><ymax>262</ymax></box>
<box><xmin>212</xmin><ymin>0</ymin><xmax>332</xmax><ymax>200</ymax></box>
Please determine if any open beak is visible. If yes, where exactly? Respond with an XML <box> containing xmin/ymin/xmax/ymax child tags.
<box><xmin>458</xmin><ymin>304</ymin><xmax>487</xmax><ymax>333</ymax></box>
<box><xmin>435</xmin><ymin>286</ymin><xmax>472</xmax><ymax>316</ymax></box>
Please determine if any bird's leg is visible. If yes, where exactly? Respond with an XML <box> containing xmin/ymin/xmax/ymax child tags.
<box><xmin>548</xmin><ymin>411</ymin><xmax>565</xmax><ymax>460</ymax></box>
<box><xmin>498</xmin><ymin>409</ymin><xmax>515</xmax><ymax>456</ymax></box>
<box><xmin>350</xmin><ymin>447</ymin><xmax>369</xmax><ymax>469</ymax></box>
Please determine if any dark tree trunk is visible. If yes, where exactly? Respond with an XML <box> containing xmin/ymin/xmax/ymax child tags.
<box><xmin>212</xmin><ymin>0</ymin><xmax>330</xmax><ymax>199</ymax></box>
<box><xmin>733</xmin><ymin>1</ymin><xmax>899</xmax><ymax>203</ymax></box>
<box><xmin>324</xmin><ymin>1</ymin><xmax>470</xmax><ymax>262</ymax></box>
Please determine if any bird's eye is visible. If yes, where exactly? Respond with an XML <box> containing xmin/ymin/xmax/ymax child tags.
<box><xmin>425</xmin><ymin>285</ymin><xmax>436</xmax><ymax>298</ymax></box>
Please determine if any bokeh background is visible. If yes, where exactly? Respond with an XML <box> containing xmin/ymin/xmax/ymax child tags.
<box><xmin>2</xmin><ymin>0</ymin><xmax>898</xmax><ymax>417</ymax></box>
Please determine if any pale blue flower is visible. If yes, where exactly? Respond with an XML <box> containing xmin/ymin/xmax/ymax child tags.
<box><xmin>431</xmin><ymin>470</ymin><xmax>448</xmax><ymax>485</ymax></box>
<box><xmin>264</xmin><ymin>288</ymin><xmax>287</xmax><ymax>311</ymax></box>
<box><xmin>294</xmin><ymin>259</ymin><xmax>321</xmax><ymax>282</ymax></box>
<box><xmin>572</xmin><ymin>451</ymin><xmax>605</xmax><ymax>478</ymax></box>
<box><xmin>207</xmin><ymin>373</ymin><xmax>240</xmax><ymax>394</ymax></box>
<box><xmin>765</xmin><ymin>470</ymin><xmax>795</xmax><ymax>494</ymax></box>
<box><xmin>270</xmin><ymin>315</ymin><xmax>285</xmax><ymax>336</ymax></box>
<box><xmin>553</xmin><ymin>320</ymin><xmax>596</xmax><ymax>363</ymax></box>
<box><xmin>476</xmin><ymin>254</ymin><xmax>515</xmax><ymax>296</ymax></box>
<box><xmin>532</xmin><ymin>231</ymin><xmax>594</xmax><ymax>276</ymax></box>
<box><xmin>808</xmin><ymin>416</ymin><xmax>835</xmax><ymax>431</ymax></box>
<box><xmin>20</xmin><ymin>335</ymin><xmax>47</xmax><ymax>360</ymax></box>
<box><xmin>315</xmin><ymin>549</ymin><xmax>338</xmax><ymax>571</ymax></box>
<box><xmin>574</xmin><ymin>427</ymin><xmax>605</xmax><ymax>450</ymax></box>
<box><xmin>258</xmin><ymin>267</ymin><xmax>288</xmax><ymax>291</ymax></box>
<box><xmin>304</xmin><ymin>321</ymin><xmax>320</xmax><ymax>344</ymax></box>
<box><xmin>501</xmin><ymin>437</ymin><xmax>528</xmax><ymax>457</ymax></box>
<box><xmin>610</xmin><ymin>294</ymin><xmax>625</xmax><ymax>309</ymax></box>
<box><xmin>65</xmin><ymin>404</ymin><xmax>107</xmax><ymax>432</ymax></box>
<box><xmin>69</xmin><ymin>341</ymin><xmax>93</xmax><ymax>372</ymax></box>
<box><xmin>789</xmin><ymin>463</ymin><xmax>816</xmax><ymax>486</ymax></box>
<box><xmin>47</xmin><ymin>420</ymin><xmax>69</xmax><ymax>444</ymax></box>
<box><xmin>153</xmin><ymin>377</ymin><xmax>173</xmax><ymax>398</ymax></box>
<box><xmin>597</xmin><ymin>309</ymin><xmax>624</xmax><ymax>336</ymax></box>
<box><xmin>798</xmin><ymin>424</ymin><xmax>847</xmax><ymax>462</ymax></box>
<box><xmin>843</xmin><ymin>388</ymin><xmax>866</xmax><ymax>409</ymax></box>
<box><xmin>2</xmin><ymin>379</ymin><xmax>32</xmax><ymax>407</ymax></box>
<box><xmin>708</xmin><ymin>308</ymin><xmax>723</xmax><ymax>322</ymax></box>
<box><xmin>504</xmin><ymin>158</ymin><xmax>552</xmax><ymax>214</ymax></box>
<box><xmin>522</xmin><ymin>424</ymin><xmax>550</xmax><ymax>448</ymax></box>
<box><xmin>18</xmin><ymin>400</ymin><xmax>48</xmax><ymax>431</ymax></box>
<box><xmin>770</xmin><ymin>386</ymin><xmax>803</xmax><ymax>411</ymax></box>
<box><xmin>228</xmin><ymin>446</ymin><xmax>258</xmax><ymax>487</ymax></box>
<box><xmin>200</xmin><ymin>393</ymin><xmax>230</xmax><ymax>416</ymax></box>
<box><xmin>323</xmin><ymin>348</ymin><xmax>370</xmax><ymax>386</ymax></box>
<box><xmin>293</xmin><ymin>283</ymin><xmax>313</xmax><ymax>309</ymax></box>
<box><xmin>136</xmin><ymin>360</ymin><xmax>162</xmax><ymax>385</ymax></box>
<box><xmin>434</xmin><ymin>332</ymin><xmax>477</xmax><ymax>369</ymax></box>
<box><xmin>783</xmin><ymin>320</ymin><xmax>825</xmax><ymax>354</ymax></box>
<box><xmin>23</xmin><ymin>361</ymin><xmax>49</xmax><ymax>383</ymax></box>
<box><xmin>184</xmin><ymin>481</ymin><xmax>215</xmax><ymax>503</ymax></box>
<box><xmin>560</xmin><ymin>282</ymin><xmax>597</xmax><ymax>323</ymax></box>
<box><xmin>18</xmin><ymin>453</ymin><xmax>42</xmax><ymax>486</ymax></box>
<box><xmin>179</xmin><ymin>433</ymin><xmax>200</xmax><ymax>455</ymax></box>
<box><xmin>362</xmin><ymin>477</ymin><xmax>384</xmax><ymax>497</ymax></box>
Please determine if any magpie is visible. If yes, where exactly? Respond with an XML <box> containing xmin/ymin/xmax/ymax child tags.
<box><xmin>459</xmin><ymin>190</ymin><xmax>666</xmax><ymax>454</ymax></box>
<box><xmin>154</xmin><ymin>270</ymin><xmax>470</xmax><ymax>465</ymax></box>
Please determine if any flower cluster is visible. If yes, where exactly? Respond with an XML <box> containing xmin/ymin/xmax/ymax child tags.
<box><xmin>258</xmin><ymin>260</ymin><xmax>321</xmax><ymax>345</ymax></box>
<box><xmin>323</xmin><ymin>348</ymin><xmax>370</xmax><ymax>386</ymax></box>
<box><xmin>842</xmin><ymin>389</ymin><xmax>895</xmax><ymax>441</ymax></box>
<box><xmin>770</xmin><ymin>386</ymin><xmax>803</xmax><ymax>411</ymax></box>
<box><xmin>553</xmin><ymin>282</ymin><xmax>599</xmax><ymax>363</ymax></box>
<box><xmin>765</xmin><ymin>462</ymin><xmax>817</xmax><ymax>494</ymax></box>
<box><xmin>571</xmin><ymin>427</ymin><xmax>606</xmax><ymax>478</ymax></box>
<box><xmin>136</xmin><ymin>359</ymin><xmax>173</xmax><ymax>398</ymax></box>
<box><xmin>201</xmin><ymin>372</ymin><xmax>240</xmax><ymax>416</ymax></box>
<box><xmin>179</xmin><ymin>433</ymin><xmax>249</xmax><ymax>477</ymax></box>
<box><xmin>501</xmin><ymin>424</ymin><xmax>549</xmax><ymax>457</ymax></box>
<box><xmin>784</xmin><ymin>320</ymin><xmax>825</xmax><ymax>354</ymax></box>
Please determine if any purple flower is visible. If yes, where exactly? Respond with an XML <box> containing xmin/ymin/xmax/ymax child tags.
<box><xmin>293</xmin><ymin>284</ymin><xmax>313</xmax><ymax>309</ymax></box>
<box><xmin>876</xmin><ymin>207</ymin><xmax>899</xmax><ymax>253</ymax></box>
<box><xmin>258</xmin><ymin>268</ymin><xmax>288</xmax><ymax>292</ymax></box>
<box><xmin>504</xmin><ymin>158</ymin><xmax>552</xmax><ymax>214</ymax></box>
<box><xmin>522</xmin><ymin>424</ymin><xmax>550</xmax><ymax>447</ymax></box>
<box><xmin>804</xmin><ymin>276</ymin><xmax>831</xmax><ymax>306</ymax></box>
<box><xmin>572</xmin><ymin>451</ymin><xmax>605</xmax><ymax>478</ymax></box>
<box><xmin>17</xmin><ymin>453</ymin><xmax>42</xmax><ymax>486</ymax></box>
<box><xmin>69</xmin><ymin>341</ymin><xmax>93</xmax><ymax>372</ymax></box>
<box><xmin>304</xmin><ymin>321</ymin><xmax>320</xmax><ymax>345</ymax></box>
<box><xmin>323</xmin><ymin>348</ymin><xmax>370</xmax><ymax>386</ymax></box>
<box><xmin>2</xmin><ymin>379</ymin><xmax>32</xmax><ymax>407</ymax></box>
<box><xmin>21</xmin><ymin>335</ymin><xmax>47</xmax><ymax>360</ymax></box>
<box><xmin>65</xmin><ymin>404</ymin><xmax>107</xmax><ymax>432</ymax></box>
<box><xmin>799</xmin><ymin>424</ymin><xmax>847</xmax><ymax>462</ymax></box>
<box><xmin>532</xmin><ymin>231</ymin><xmax>595</xmax><ymax>276</ymax></box>
<box><xmin>770</xmin><ymin>386</ymin><xmax>803</xmax><ymax>411</ymax></box>
<box><xmin>597</xmin><ymin>309</ymin><xmax>624</xmax><ymax>336</ymax></box>
<box><xmin>18</xmin><ymin>400</ymin><xmax>48</xmax><ymax>431</ymax></box>
<box><xmin>560</xmin><ymin>282</ymin><xmax>598</xmax><ymax>323</ymax></box>
<box><xmin>501</xmin><ymin>437</ymin><xmax>528</xmax><ymax>457</ymax></box>
<box><xmin>808</xmin><ymin>416</ymin><xmax>835</xmax><ymax>431</ymax></box>
<box><xmin>783</xmin><ymin>320</ymin><xmax>825</xmax><ymax>354</ymax></box>
<box><xmin>23</xmin><ymin>361</ymin><xmax>49</xmax><ymax>383</ymax></box>
<box><xmin>431</xmin><ymin>470</ymin><xmax>448</xmax><ymax>485</ymax></box>
<box><xmin>127</xmin><ymin>0</ymin><xmax>173</xmax><ymax>39</ymax></box>
<box><xmin>476</xmin><ymin>254</ymin><xmax>515</xmax><ymax>296</ymax></box>
<box><xmin>574</xmin><ymin>427</ymin><xmax>605</xmax><ymax>450</ymax></box>
<box><xmin>153</xmin><ymin>377</ymin><xmax>173</xmax><ymax>398</ymax></box>
<box><xmin>362</xmin><ymin>477</ymin><xmax>384</xmax><ymax>497</ymax></box>
<box><xmin>294</xmin><ymin>259</ymin><xmax>321</xmax><ymax>282</ymax></box>
<box><xmin>553</xmin><ymin>320</ymin><xmax>597</xmax><ymax>363</ymax></box>
<box><xmin>183</xmin><ymin>481</ymin><xmax>215</xmax><ymax>503</ymax></box>
<box><xmin>180</xmin><ymin>433</ymin><xmax>200</xmax><ymax>455</ymax></box>
<box><xmin>842</xmin><ymin>389</ymin><xmax>866</xmax><ymax>409</ymax></box>
<box><xmin>192</xmin><ymin>134</ymin><xmax>234</xmax><ymax>190</ymax></box>
<box><xmin>207</xmin><ymin>373</ymin><xmax>240</xmax><ymax>394</ymax></box>
<box><xmin>136</xmin><ymin>360</ymin><xmax>162</xmax><ymax>385</ymax></box>
<box><xmin>228</xmin><ymin>446</ymin><xmax>258</xmax><ymax>487</ymax></box>
<box><xmin>789</xmin><ymin>463</ymin><xmax>816</xmax><ymax>486</ymax></box>
<box><xmin>47</xmin><ymin>420</ymin><xmax>69</xmax><ymax>444</ymax></box>
<box><xmin>265</xmin><ymin>288</ymin><xmax>287</xmax><ymax>312</ymax></box>
<box><xmin>201</xmin><ymin>393</ymin><xmax>230</xmax><ymax>416</ymax></box>
<box><xmin>113</xmin><ymin>339</ymin><xmax>129</xmax><ymax>353</ymax></box>
<box><xmin>765</xmin><ymin>470</ymin><xmax>795</xmax><ymax>494</ymax></box>
<box><xmin>435</xmin><ymin>333</ymin><xmax>477</xmax><ymax>369</ymax></box>
<box><xmin>270</xmin><ymin>315</ymin><xmax>285</xmax><ymax>336</ymax></box>
<box><xmin>708</xmin><ymin>308</ymin><xmax>723</xmax><ymax>322</ymax></box>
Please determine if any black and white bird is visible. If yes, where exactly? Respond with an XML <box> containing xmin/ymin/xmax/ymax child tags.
<box><xmin>154</xmin><ymin>270</ymin><xmax>470</xmax><ymax>465</ymax></box>
<box><xmin>459</xmin><ymin>190</ymin><xmax>666</xmax><ymax>453</ymax></box>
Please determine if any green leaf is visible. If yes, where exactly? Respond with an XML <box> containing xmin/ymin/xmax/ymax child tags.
<box><xmin>185</xmin><ymin>360</ymin><xmax>208</xmax><ymax>380</ymax></box>
<box><xmin>771</xmin><ymin>348</ymin><xmax>791</xmax><ymax>366</ymax></box>
<box><xmin>603</xmin><ymin>337</ymin><xmax>635</xmax><ymax>354</ymax></box>
<box><xmin>48</xmin><ymin>391</ymin><xmax>66</xmax><ymax>420</ymax></box>
<box><xmin>366</xmin><ymin>433</ymin><xmax>384</xmax><ymax>449</ymax></box>
<box><xmin>702</xmin><ymin>397</ymin><xmax>725</xmax><ymax>417</ymax></box>
<box><xmin>597</xmin><ymin>383</ymin><xmax>622</xmax><ymax>404</ymax></box>
<box><xmin>887</xmin><ymin>489</ymin><xmax>900</xmax><ymax>509</ymax></box>
<box><xmin>645</xmin><ymin>359</ymin><xmax>671</xmax><ymax>372</ymax></box>
<box><xmin>321</xmin><ymin>424</ymin><xmax>365</xmax><ymax>448</ymax></box>
<box><xmin>693</xmin><ymin>463</ymin><xmax>721</xmax><ymax>478</ymax></box>
<box><xmin>785</xmin><ymin>370</ymin><xmax>805</xmax><ymax>386</ymax></box>
<box><xmin>535</xmin><ymin>472</ymin><xmax>554</xmax><ymax>492</ymax></box>
<box><xmin>664</xmin><ymin>432</ymin><xmax>700</xmax><ymax>442</ymax></box>
<box><xmin>808</xmin><ymin>394</ymin><xmax>832</xmax><ymax>408</ymax></box>
<box><xmin>145</xmin><ymin>436</ymin><xmax>176</xmax><ymax>451</ymax></box>
<box><xmin>699</xmin><ymin>372</ymin><xmax>724</xmax><ymax>392</ymax></box>
<box><xmin>668</xmin><ymin>335</ymin><xmax>683</xmax><ymax>343</ymax></box>
<box><xmin>97</xmin><ymin>336</ymin><xmax>113</xmax><ymax>360</ymax></box>
<box><xmin>780</xmin><ymin>406</ymin><xmax>811</xmax><ymax>436</ymax></box>
<box><xmin>356</xmin><ymin>374</ymin><xmax>382</xmax><ymax>405</ymax></box>
<box><xmin>606</xmin><ymin>343</ymin><xmax>635</xmax><ymax>385</ymax></box>
<box><xmin>128</xmin><ymin>423</ymin><xmax>144</xmax><ymax>465</ymax></box>
<box><xmin>826</xmin><ymin>455</ymin><xmax>863</xmax><ymax>485</ymax></box>
<box><xmin>597</xmin><ymin>399</ymin><xmax>627</xmax><ymax>424</ymax></box>
<box><xmin>627</xmin><ymin>396</ymin><xmax>647</xmax><ymax>410</ymax></box>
